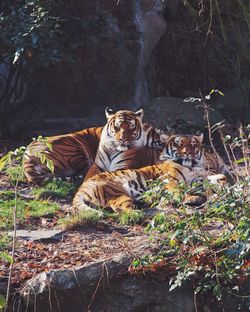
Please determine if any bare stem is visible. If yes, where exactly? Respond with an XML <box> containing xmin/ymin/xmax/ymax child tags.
<box><xmin>5</xmin><ymin>178</ymin><xmax>18</xmax><ymax>311</ymax></box>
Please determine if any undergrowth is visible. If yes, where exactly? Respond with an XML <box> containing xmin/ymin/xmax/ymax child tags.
<box><xmin>130</xmin><ymin>93</ymin><xmax>250</xmax><ymax>309</ymax></box>
<box><xmin>137</xmin><ymin>175</ymin><xmax>250</xmax><ymax>307</ymax></box>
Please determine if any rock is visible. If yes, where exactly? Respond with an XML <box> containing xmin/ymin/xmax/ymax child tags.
<box><xmin>19</xmin><ymin>253</ymin><xmax>195</xmax><ymax>312</ymax></box>
<box><xmin>8</xmin><ymin>229</ymin><xmax>63</xmax><ymax>242</ymax></box>
<box><xmin>144</xmin><ymin>96</ymin><xmax>224</xmax><ymax>131</ymax></box>
<box><xmin>12</xmin><ymin>0</ymin><xmax>168</xmax><ymax>137</ymax></box>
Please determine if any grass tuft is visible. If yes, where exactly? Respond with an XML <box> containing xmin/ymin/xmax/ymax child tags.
<box><xmin>119</xmin><ymin>210</ymin><xmax>145</xmax><ymax>225</ymax></box>
<box><xmin>59</xmin><ymin>210</ymin><xmax>102</xmax><ymax>230</ymax></box>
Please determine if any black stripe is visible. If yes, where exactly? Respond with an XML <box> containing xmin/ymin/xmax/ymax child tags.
<box><xmin>174</xmin><ymin>167</ymin><xmax>187</xmax><ymax>182</ymax></box>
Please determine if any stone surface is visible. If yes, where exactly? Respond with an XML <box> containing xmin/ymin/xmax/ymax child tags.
<box><xmin>143</xmin><ymin>96</ymin><xmax>224</xmax><ymax>131</ymax></box>
<box><xmin>16</xmin><ymin>247</ymin><xmax>250</xmax><ymax>312</ymax></box>
<box><xmin>8</xmin><ymin>229</ymin><xmax>63</xmax><ymax>241</ymax></box>
<box><xmin>12</xmin><ymin>0</ymin><xmax>167</xmax><ymax>137</ymax></box>
<box><xmin>19</xmin><ymin>253</ymin><xmax>196</xmax><ymax>312</ymax></box>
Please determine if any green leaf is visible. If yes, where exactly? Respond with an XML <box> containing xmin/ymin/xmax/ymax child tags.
<box><xmin>217</xmin><ymin>90</ymin><xmax>224</xmax><ymax>96</ymax></box>
<box><xmin>0</xmin><ymin>294</ymin><xmax>6</xmax><ymax>309</ymax></box>
<box><xmin>46</xmin><ymin>159</ymin><xmax>54</xmax><ymax>173</ymax></box>
<box><xmin>0</xmin><ymin>154</ymin><xmax>9</xmax><ymax>172</ymax></box>
<box><xmin>132</xmin><ymin>259</ymin><xmax>140</xmax><ymax>268</ymax></box>
<box><xmin>169</xmin><ymin>239</ymin><xmax>176</xmax><ymax>247</ymax></box>
<box><xmin>234</xmin><ymin>157</ymin><xmax>249</xmax><ymax>164</ymax></box>
<box><xmin>46</xmin><ymin>142</ymin><xmax>53</xmax><ymax>152</ymax></box>
<box><xmin>0</xmin><ymin>252</ymin><xmax>13</xmax><ymax>264</ymax></box>
<box><xmin>40</xmin><ymin>153</ymin><xmax>46</xmax><ymax>164</ymax></box>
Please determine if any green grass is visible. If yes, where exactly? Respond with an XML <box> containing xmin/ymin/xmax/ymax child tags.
<box><xmin>119</xmin><ymin>210</ymin><xmax>145</xmax><ymax>225</ymax></box>
<box><xmin>0</xmin><ymin>198</ymin><xmax>60</xmax><ymax>230</ymax></box>
<box><xmin>59</xmin><ymin>210</ymin><xmax>102</xmax><ymax>230</ymax></box>
<box><xmin>31</xmin><ymin>179</ymin><xmax>78</xmax><ymax>199</ymax></box>
<box><xmin>0</xmin><ymin>233</ymin><xmax>11</xmax><ymax>251</ymax></box>
<box><xmin>0</xmin><ymin>190</ymin><xmax>15</xmax><ymax>200</ymax></box>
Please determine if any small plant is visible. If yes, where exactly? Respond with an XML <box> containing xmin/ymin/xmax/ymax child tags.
<box><xmin>5</xmin><ymin>164</ymin><xmax>25</xmax><ymax>184</ymax></box>
<box><xmin>0</xmin><ymin>146</ymin><xmax>26</xmax><ymax>182</ymax></box>
<box><xmin>0</xmin><ymin>234</ymin><xmax>11</xmax><ymax>251</ymax></box>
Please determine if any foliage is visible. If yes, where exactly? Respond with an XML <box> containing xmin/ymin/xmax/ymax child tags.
<box><xmin>5</xmin><ymin>165</ymin><xmax>25</xmax><ymax>184</ymax></box>
<box><xmin>135</xmin><ymin>176</ymin><xmax>250</xmax><ymax>303</ymax></box>
<box><xmin>0</xmin><ymin>0</ymin><xmax>106</xmax><ymax>66</ymax></box>
<box><xmin>0</xmin><ymin>136</ymin><xmax>55</xmax><ymax>180</ymax></box>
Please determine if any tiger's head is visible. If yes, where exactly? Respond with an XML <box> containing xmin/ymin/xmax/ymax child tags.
<box><xmin>103</xmin><ymin>107</ymin><xmax>145</xmax><ymax>151</ymax></box>
<box><xmin>159</xmin><ymin>133</ymin><xmax>204</xmax><ymax>167</ymax></box>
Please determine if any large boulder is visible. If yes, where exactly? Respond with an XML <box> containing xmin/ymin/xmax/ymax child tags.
<box><xmin>143</xmin><ymin>96</ymin><xmax>224</xmax><ymax>132</ymax></box>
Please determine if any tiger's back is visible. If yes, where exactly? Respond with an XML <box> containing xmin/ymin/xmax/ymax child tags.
<box><xmin>73</xmin><ymin>159</ymin><xmax>207</xmax><ymax>214</ymax></box>
<box><xmin>23</xmin><ymin>127</ymin><xmax>103</xmax><ymax>184</ymax></box>
<box><xmin>23</xmin><ymin>107</ymin><xmax>164</xmax><ymax>184</ymax></box>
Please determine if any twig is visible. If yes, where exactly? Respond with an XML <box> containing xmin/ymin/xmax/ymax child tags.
<box><xmin>4</xmin><ymin>178</ymin><xmax>18</xmax><ymax>311</ymax></box>
<box><xmin>112</xmin><ymin>231</ymin><xmax>141</xmax><ymax>261</ymax></box>
<box><xmin>193</xmin><ymin>286</ymin><xmax>198</xmax><ymax>312</ymax></box>
<box><xmin>87</xmin><ymin>262</ymin><xmax>106</xmax><ymax>312</ymax></box>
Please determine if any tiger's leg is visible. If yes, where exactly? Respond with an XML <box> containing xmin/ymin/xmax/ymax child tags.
<box><xmin>107</xmin><ymin>195</ymin><xmax>134</xmax><ymax>213</ymax></box>
<box><xmin>164</xmin><ymin>180</ymin><xmax>205</xmax><ymax>206</ymax></box>
<box><xmin>23</xmin><ymin>156</ymin><xmax>52</xmax><ymax>184</ymax></box>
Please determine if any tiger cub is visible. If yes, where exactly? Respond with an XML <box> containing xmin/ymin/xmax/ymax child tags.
<box><xmin>23</xmin><ymin>108</ymin><xmax>164</xmax><ymax>184</ymax></box>
<box><xmin>73</xmin><ymin>160</ymin><xmax>209</xmax><ymax>214</ymax></box>
<box><xmin>159</xmin><ymin>133</ymin><xmax>230</xmax><ymax>176</ymax></box>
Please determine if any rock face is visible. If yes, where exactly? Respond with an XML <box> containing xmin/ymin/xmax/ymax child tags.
<box><xmin>18</xmin><ymin>253</ymin><xmax>250</xmax><ymax>312</ymax></box>
<box><xmin>19</xmin><ymin>0</ymin><xmax>167</xmax><ymax>129</ymax></box>
<box><xmin>19</xmin><ymin>254</ymin><xmax>195</xmax><ymax>312</ymax></box>
<box><xmin>143</xmin><ymin>96</ymin><xmax>224</xmax><ymax>131</ymax></box>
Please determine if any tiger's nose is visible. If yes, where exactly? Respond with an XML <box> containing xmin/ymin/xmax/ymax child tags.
<box><xmin>120</xmin><ymin>139</ymin><xmax>129</xmax><ymax>145</ymax></box>
<box><xmin>181</xmin><ymin>147</ymin><xmax>191</xmax><ymax>155</ymax></box>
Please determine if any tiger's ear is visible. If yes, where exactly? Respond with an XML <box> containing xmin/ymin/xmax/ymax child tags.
<box><xmin>160</xmin><ymin>133</ymin><xmax>170</xmax><ymax>143</ymax></box>
<box><xmin>134</xmin><ymin>109</ymin><xmax>144</xmax><ymax>119</ymax></box>
<box><xmin>194</xmin><ymin>133</ymin><xmax>204</xmax><ymax>143</ymax></box>
<box><xmin>105</xmin><ymin>107</ymin><xmax>115</xmax><ymax>119</ymax></box>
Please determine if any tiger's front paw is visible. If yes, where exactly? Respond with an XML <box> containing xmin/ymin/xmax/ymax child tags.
<box><xmin>183</xmin><ymin>194</ymin><xmax>207</xmax><ymax>207</ymax></box>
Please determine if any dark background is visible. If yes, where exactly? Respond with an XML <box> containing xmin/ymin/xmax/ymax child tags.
<box><xmin>0</xmin><ymin>0</ymin><xmax>249</xmax><ymax>139</ymax></box>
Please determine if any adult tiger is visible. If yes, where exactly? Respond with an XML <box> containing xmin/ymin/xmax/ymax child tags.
<box><xmin>23</xmin><ymin>108</ymin><xmax>163</xmax><ymax>184</ymax></box>
<box><xmin>82</xmin><ymin>107</ymin><xmax>164</xmax><ymax>180</ymax></box>
<box><xmin>159</xmin><ymin>133</ymin><xmax>231</xmax><ymax>176</ymax></box>
<box><xmin>73</xmin><ymin>159</ymin><xmax>224</xmax><ymax>214</ymax></box>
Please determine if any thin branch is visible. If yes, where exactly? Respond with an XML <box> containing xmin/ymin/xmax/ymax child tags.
<box><xmin>4</xmin><ymin>178</ymin><xmax>18</xmax><ymax>311</ymax></box>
